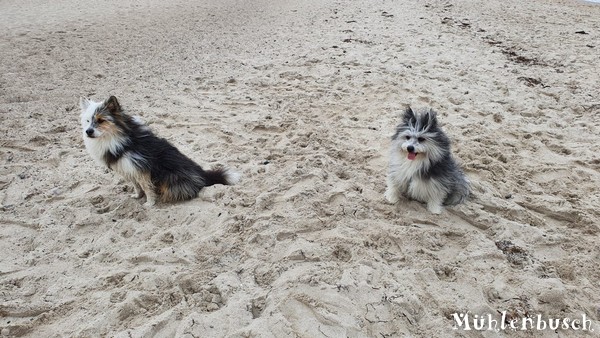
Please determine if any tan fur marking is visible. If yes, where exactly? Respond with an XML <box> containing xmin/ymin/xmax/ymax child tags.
<box><xmin>158</xmin><ymin>182</ymin><xmax>173</xmax><ymax>202</ymax></box>
<box><xmin>98</xmin><ymin>120</ymin><xmax>120</xmax><ymax>135</ymax></box>
<box><xmin>136</xmin><ymin>173</ymin><xmax>157</xmax><ymax>206</ymax></box>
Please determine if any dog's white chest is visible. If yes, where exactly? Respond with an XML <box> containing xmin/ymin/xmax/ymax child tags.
<box><xmin>388</xmin><ymin>152</ymin><xmax>445</xmax><ymax>203</ymax></box>
<box><xmin>83</xmin><ymin>137</ymin><xmax>106</xmax><ymax>165</ymax></box>
<box><xmin>389</xmin><ymin>153</ymin><xmax>423</xmax><ymax>188</ymax></box>
<box><xmin>84</xmin><ymin>137</ymin><xmax>143</xmax><ymax>181</ymax></box>
<box><xmin>110</xmin><ymin>155</ymin><xmax>141</xmax><ymax>180</ymax></box>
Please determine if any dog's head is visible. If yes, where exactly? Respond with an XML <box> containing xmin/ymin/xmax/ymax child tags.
<box><xmin>80</xmin><ymin>96</ymin><xmax>124</xmax><ymax>139</ymax></box>
<box><xmin>392</xmin><ymin>107</ymin><xmax>449</xmax><ymax>162</ymax></box>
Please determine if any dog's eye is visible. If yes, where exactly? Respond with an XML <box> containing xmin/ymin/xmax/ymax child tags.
<box><xmin>405</xmin><ymin>136</ymin><xmax>410</xmax><ymax>140</ymax></box>
<box><xmin>97</xmin><ymin>118</ymin><xmax>104</xmax><ymax>124</ymax></box>
<box><xmin>417</xmin><ymin>137</ymin><xmax>425</xmax><ymax>142</ymax></box>
<box><xmin>86</xmin><ymin>120</ymin><xmax>90</xmax><ymax>123</ymax></box>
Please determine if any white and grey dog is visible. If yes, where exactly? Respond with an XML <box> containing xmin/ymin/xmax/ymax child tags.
<box><xmin>384</xmin><ymin>107</ymin><xmax>469</xmax><ymax>214</ymax></box>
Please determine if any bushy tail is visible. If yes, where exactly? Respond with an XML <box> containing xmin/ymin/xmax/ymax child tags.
<box><xmin>160</xmin><ymin>167</ymin><xmax>239</xmax><ymax>202</ymax></box>
<box><xmin>203</xmin><ymin>167</ymin><xmax>241</xmax><ymax>187</ymax></box>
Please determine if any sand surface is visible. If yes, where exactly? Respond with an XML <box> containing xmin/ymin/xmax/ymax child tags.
<box><xmin>1</xmin><ymin>0</ymin><xmax>600</xmax><ymax>336</ymax></box>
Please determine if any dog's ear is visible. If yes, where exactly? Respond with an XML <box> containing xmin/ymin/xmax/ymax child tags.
<box><xmin>104</xmin><ymin>96</ymin><xmax>122</xmax><ymax>115</ymax></box>
<box><xmin>402</xmin><ymin>106</ymin><xmax>416</xmax><ymax>124</ymax></box>
<box><xmin>423</xmin><ymin>109</ymin><xmax>438</xmax><ymax>130</ymax></box>
<box><xmin>79</xmin><ymin>97</ymin><xmax>90</xmax><ymax>111</ymax></box>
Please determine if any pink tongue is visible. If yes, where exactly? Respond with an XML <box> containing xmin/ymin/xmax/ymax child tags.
<box><xmin>408</xmin><ymin>152</ymin><xmax>417</xmax><ymax>160</ymax></box>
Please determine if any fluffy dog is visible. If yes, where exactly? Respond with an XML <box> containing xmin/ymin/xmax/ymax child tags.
<box><xmin>384</xmin><ymin>107</ymin><xmax>469</xmax><ymax>214</ymax></box>
<box><xmin>80</xmin><ymin>96</ymin><xmax>239</xmax><ymax>206</ymax></box>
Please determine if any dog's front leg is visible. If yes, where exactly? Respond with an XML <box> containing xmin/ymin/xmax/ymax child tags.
<box><xmin>131</xmin><ymin>181</ymin><xmax>145</xmax><ymax>199</ymax></box>
<box><xmin>426</xmin><ymin>200</ymin><xmax>444</xmax><ymax>214</ymax></box>
<box><xmin>144</xmin><ymin>192</ymin><xmax>157</xmax><ymax>207</ymax></box>
<box><xmin>384</xmin><ymin>175</ymin><xmax>401</xmax><ymax>204</ymax></box>
<box><xmin>137</xmin><ymin>174</ymin><xmax>157</xmax><ymax>207</ymax></box>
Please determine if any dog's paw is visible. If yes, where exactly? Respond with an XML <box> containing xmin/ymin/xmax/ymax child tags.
<box><xmin>384</xmin><ymin>188</ymin><xmax>400</xmax><ymax>204</ymax></box>
<box><xmin>131</xmin><ymin>184</ymin><xmax>145</xmax><ymax>199</ymax></box>
<box><xmin>131</xmin><ymin>192</ymin><xmax>145</xmax><ymax>199</ymax></box>
<box><xmin>427</xmin><ymin>202</ymin><xmax>443</xmax><ymax>214</ymax></box>
<box><xmin>143</xmin><ymin>199</ymin><xmax>156</xmax><ymax>207</ymax></box>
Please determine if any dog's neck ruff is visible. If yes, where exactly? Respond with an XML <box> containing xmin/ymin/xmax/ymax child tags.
<box><xmin>84</xmin><ymin>132</ymin><xmax>129</xmax><ymax>168</ymax></box>
<box><xmin>389</xmin><ymin>150</ymin><xmax>433</xmax><ymax>185</ymax></box>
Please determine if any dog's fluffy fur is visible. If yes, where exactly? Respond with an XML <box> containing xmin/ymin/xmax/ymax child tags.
<box><xmin>80</xmin><ymin>96</ymin><xmax>239</xmax><ymax>206</ymax></box>
<box><xmin>384</xmin><ymin>107</ymin><xmax>469</xmax><ymax>214</ymax></box>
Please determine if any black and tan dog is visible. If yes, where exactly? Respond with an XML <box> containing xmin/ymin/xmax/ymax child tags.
<box><xmin>80</xmin><ymin>96</ymin><xmax>239</xmax><ymax>206</ymax></box>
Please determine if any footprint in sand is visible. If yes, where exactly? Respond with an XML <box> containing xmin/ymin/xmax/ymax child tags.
<box><xmin>89</xmin><ymin>195</ymin><xmax>110</xmax><ymax>214</ymax></box>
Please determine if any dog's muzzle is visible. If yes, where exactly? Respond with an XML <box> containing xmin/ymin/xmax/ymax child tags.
<box><xmin>406</xmin><ymin>145</ymin><xmax>418</xmax><ymax>160</ymax></box>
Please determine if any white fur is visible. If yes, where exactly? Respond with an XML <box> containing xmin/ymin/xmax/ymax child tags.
<box><xmin>80</xmin><ymin>98</ymin><xmax>102</xmax><ymax>137</ymax></box>
<box><xmin>111</xmin><ymin>152</ymin><xmax>145</xmax><ymax>180</ymax></box>
<box><xmin>131</xmin><ymin>115</ymin><xmax>144</xmax><ymax>125</ymax></box>
<box><xmin>131</xmin><ymin>115</ymin><xmax>151</xmax><ymax>132</ymax></box>
<box><xmin>82</xmin><ymin>134</ymin><xmax>126</xmax><ymax>165</ymax></box>
<box><xmin>224</xmin><ymin>169</ymin><xmax>241</xmax><ymax>185</ymax></box>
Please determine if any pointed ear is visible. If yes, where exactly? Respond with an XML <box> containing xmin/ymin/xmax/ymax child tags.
<box><xmin>79</xmin><ymin>97</ymin><xmax>90</xmax><ymax>111</ymax></box>
<box><xmin>104</xmin><ymin>96</ymin><xmax>121</xmax><ymax>115</ymax></box>
<box><xmin>423</xmin><ymin>109</ymin><xmax>438</xmax><ymax>130</ymax></box>
<box><xmin>402</xmin><ymin>106</ymin><xmax>416</xmax><ymax>124</ymax></box>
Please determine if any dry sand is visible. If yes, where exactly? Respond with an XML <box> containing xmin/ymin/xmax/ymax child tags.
<box><xmin>1</xmin><ymin>0</ymin><xmax>600</xmax><ymax>336</ymax></box>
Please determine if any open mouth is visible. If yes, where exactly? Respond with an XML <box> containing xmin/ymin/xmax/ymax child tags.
<box><xmin>407</xmin><ymin>151</ymin><xmax>418</xmax><ymax>160</ymax></box>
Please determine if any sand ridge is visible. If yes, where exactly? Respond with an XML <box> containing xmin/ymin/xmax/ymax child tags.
<box><xmin>1</xmin><ymin>0</ymin><xmax>600</xmax><ymax>336</ymax></box>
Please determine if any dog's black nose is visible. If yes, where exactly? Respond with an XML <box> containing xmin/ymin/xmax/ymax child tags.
<box><xmin>86</xmin><ymin>128</ymin><xmax>94</xmax><ymax>137</ymax></box>
<box><xmin>407</xmin><ymin>145</ymin><xmax>415</xmax><ymax>153</ymax></box>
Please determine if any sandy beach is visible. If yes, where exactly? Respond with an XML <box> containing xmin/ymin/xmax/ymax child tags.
<box><xmin>1</xmin><ymin>0</ymin><xmax>600</xmax><ymax>336</ymax></box>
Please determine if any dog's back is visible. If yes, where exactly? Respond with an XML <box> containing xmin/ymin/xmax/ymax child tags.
<box><xmin>143</xmin><ymin>136</ymin><xmax>239</xmax><ymax>202</ymax></box>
